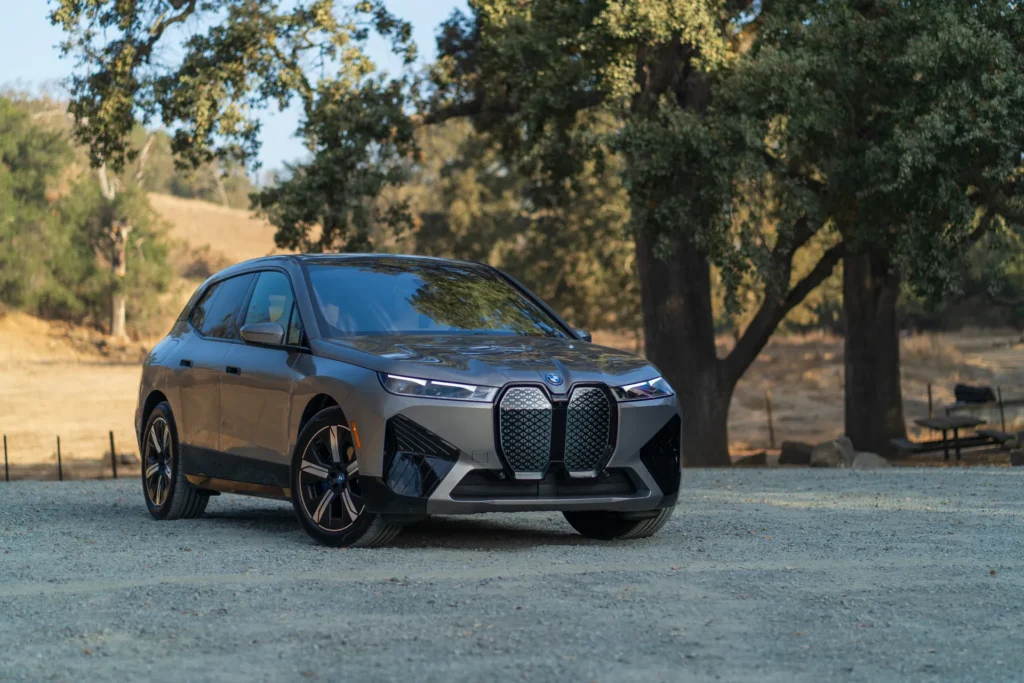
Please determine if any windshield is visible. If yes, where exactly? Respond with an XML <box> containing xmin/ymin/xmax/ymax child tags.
<box><xmin>305</xmin><ymin>258</ymin><xmax>570</xmax><ymax>339</ymax></box>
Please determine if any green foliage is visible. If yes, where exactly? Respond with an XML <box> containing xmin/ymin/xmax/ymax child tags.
<box><xmin>403</xmin><ymin>121</ymin><xmax>640</xmax><ymax>333</ymax></box>
<box><xmin>123</xmin><ymin>128</ymin><xmax>256</xmax><ymax>208</ymax></box>
<box><xmin>0</xmin><ymin>96</ymin><xmax>171</xmax><ymax>333</ymax></box>
<box><xmin>721</xmin><ymin>0</ymin><xmax>1024</xmax><ymax>301</ymax></box>
<box><xmin>902</xmin><ymin>226</ymin><xmax>1024</xmax><ymax>330</ymax></box>
<box><xmin>22</xmin><ymin>175</ymin><xmax>172</xmax><ymax>332</ymax></box>
<box><xmin>53</xmin><ymin>0</ymin><xmax>420</xmax><ymax>251</ymax></box>
<box><xmin>49</xmin><ymin>0</ymin><xmax>1024</xmax><ymax>344</ymax></box>
<box><xmin>255</xmin><ymin>75</ymin><xmax>418</xmax><ymax>251</ymax></box>
<box><xmin>0</xmin><ymin>97</ymin><xmax>75</xmax><ymax>310</ymax></box>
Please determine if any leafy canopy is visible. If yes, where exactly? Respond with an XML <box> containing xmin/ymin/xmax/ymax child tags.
<box><xmin>52</xmin><ymin>0</ymin><xmax>419</xmax><ymax>251</ymax></box>
<box><xmin>721</xmin><ymin>0</ymin><xmax>1024</xmax><ymax>300</ymax></box>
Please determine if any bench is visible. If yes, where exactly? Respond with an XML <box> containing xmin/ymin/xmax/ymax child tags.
<box><xmin>890</xmin><ymin>435</ymin><xmax>995</xmax><ymax>456</ymax></box>
<box><xmin>977</xmin><ymin>429</ymin><xmax>1024</xmax><ymax>450</ymax></box>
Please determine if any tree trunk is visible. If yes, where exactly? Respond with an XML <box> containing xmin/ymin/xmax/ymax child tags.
<box><xmin>109</xmin><ymin>221</ymin><xmax>132</xmax><ymax>339</ymax></box>
<box><xmin>111</xmin><ymin>293</ymin><xmax>127</xmax><ymax>339</ymax></box>
<box><xmin>843</xmin><ymin>250</ymin><xmax>907</xmax><ymax>455</ymax></box>
<box><xmin>634</xmin><ymin>228</ymin><xmax>734</xmax><ymax>467</ymax></box>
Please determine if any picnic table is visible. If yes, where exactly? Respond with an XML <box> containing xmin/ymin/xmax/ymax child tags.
<box><xmin>913</xmin><ymin>415</ymin><xmax>987</xmax><ymax>462</ymax></box>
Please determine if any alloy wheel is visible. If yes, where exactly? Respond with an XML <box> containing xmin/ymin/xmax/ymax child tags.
<box><xmin>297</xmin><ymin>425</ymin><xmax>364</xmax><ymax>531</ymax></box>
<box><xmin>144</xmin><ymin>417</ymin><xmax>173</xmax><ymax>507</ymax></box>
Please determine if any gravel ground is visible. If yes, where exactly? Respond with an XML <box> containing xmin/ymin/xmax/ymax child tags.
<box><xmin>2</xmin><ymin>469</ymin><xmax>1024</xmax><ymax>682</ymax></box>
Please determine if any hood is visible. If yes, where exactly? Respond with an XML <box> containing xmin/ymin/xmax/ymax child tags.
<box><xmin>310</xmin><ymin>334</ymin><xmax>658</xmax><ymax>394</ymax></box>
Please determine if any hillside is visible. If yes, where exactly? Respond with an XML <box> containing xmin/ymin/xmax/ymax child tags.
<box><xmin>149</xmin><ymin>192</ymin><xmax>284</xmax><ymax>264</ymax></box>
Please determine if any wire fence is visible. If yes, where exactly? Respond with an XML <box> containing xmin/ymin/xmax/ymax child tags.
<box><xmin>2</xmin><ymin>430</ymin><xmax>139</xmax><ymax>482</ymax></box>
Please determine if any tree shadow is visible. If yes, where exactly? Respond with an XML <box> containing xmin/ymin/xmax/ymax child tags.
<box><xmin>389</xmin><ymin>514</ymin><xmax>593</xmax><ymax>550</ymax></box>
<box><xmin>201</xmin><ymin>504</ymin><xmax>592</xmax><ymax>549</ymax></box>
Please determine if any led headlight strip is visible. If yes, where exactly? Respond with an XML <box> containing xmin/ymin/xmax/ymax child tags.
<box><xmin>611</xmin><ymin>376</ymin><xmax>674</xmax><ymax>401</ymax></box>
<box><xmin>379</xmin><ymin>373</ymin><xmax>499</xmax><ymax>402</ymax></box>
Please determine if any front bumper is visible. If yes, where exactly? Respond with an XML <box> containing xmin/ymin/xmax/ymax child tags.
<box><xmin>349</xmin><ymin>381</ymin><xmax>681</xmax><ymax>516</ymax></box>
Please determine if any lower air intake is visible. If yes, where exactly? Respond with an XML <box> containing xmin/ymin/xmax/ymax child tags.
<box><xmin>383</xmin><ymin>415</ymin><xmax>460</xmax><ymax>498</ymax></box>
<box><xmin>639</xmin><ymin>415</ymin><xmax>681</xmax><ymax>495</ymax></box>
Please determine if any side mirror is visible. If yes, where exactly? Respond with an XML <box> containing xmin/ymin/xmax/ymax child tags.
<box><xmin>574</xmin><ymin>328</ymin><xmax>592</xmax><ymax>343</ymax></box>
<box><xmin>240</xmin><ymin>322</ymin><xmax>285</xmax><ymax>346</ymax></box>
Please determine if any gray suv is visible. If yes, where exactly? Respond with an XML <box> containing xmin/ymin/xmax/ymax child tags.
<box><xmin>135</xmin><ymin>255</ymin><xmax>681</xmax><ymax>546</ymax></box>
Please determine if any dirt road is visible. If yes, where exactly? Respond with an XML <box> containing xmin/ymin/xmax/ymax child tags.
<box><xmin>2</xmin><ymin>469</ymin><xmax>1023</xmax><ymax>681</ymax></box>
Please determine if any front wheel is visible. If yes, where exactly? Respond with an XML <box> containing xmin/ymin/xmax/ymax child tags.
<box><xmin>290</xmin><ymin>407</ymin><xmax>402</xmax><ymax>547</ymax></box>
<box><xmin>563</xmin><ymin>507</ymin><xmax>674</xmax><ymax>540</ymax></box>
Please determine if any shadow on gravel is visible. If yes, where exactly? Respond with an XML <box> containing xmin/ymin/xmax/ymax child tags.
<box><xmin>391</xmin><ymin>515</ymin><xmax>594</xmax><ymax>550</ymax></box>
<box><xmin>89</xmin><ymin>493</ymin><xmax>601</xmax><ymax>550</ymax></box>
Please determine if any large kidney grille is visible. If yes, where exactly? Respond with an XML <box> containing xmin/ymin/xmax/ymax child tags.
<box><xmin>498</xmin><ymin>386</ymin><xmax>613</xmax><ymax>476</ymax></box>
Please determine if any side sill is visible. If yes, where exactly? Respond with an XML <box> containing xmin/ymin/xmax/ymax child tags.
<box><xmin>185</xmin><ymin>475</ymin><xmax>290</xmax><ymax>500</ymax></box>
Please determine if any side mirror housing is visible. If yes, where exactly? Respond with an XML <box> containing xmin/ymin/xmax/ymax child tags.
<box><xmin>240</xmin><ymin>322</ymin><xmax>285</xmax><ymax>346</ymax></box>
<box><xmin>574</xmin><ymin>328</ymin><xmax>592</xmax><ymax>343</ymax></box>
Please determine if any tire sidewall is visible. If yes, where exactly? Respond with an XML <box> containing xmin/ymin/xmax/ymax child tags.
<box><xmin>141</xmin><ymin>402</ymin><xmax>182</xmax><ymax>520</ymax></box>
<box><xmin>290</xmin><ymin>407</ymin><xmax>377</xmax><ymax>547</ymax></box>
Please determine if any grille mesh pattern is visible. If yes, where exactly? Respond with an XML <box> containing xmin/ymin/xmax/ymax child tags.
<box><xmin>564</xmin><ymin>387</ymin><xmax>612</xmax><ymax>472</ymax></box>
<box><xmin>499</xmin><ymin>387</ymin><xmax>553</xmax><ymax>473</ymax></box>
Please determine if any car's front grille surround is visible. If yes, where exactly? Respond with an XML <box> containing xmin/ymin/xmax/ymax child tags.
<box><xmin>495</xmin><ymin>383</ymin><xmax>616</xmax><ymax>479</ymax></box>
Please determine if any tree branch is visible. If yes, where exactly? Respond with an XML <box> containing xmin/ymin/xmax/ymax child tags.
<box><xmin>144</xmin><ymin>0</ymin><xmax>197</xmax><ymax>53</ymax></box>
<box><xmin>724</xmin><ymin>241</ymin><xmax>846</xmax><ymax>384</ymax></box>
<box><xmin>422</xmin><ymin>90</ymin><xmax>604</xmax><ymax>126</ymax></box>
<box><xmin>133</xmin><ymin>132</ymin><xmax>157</xmax><ymax>184</ymax></box>
<box><xmin>97</xmin><ymin>163</ymin><xmax>116</xmax><ymax>201</ymax></box>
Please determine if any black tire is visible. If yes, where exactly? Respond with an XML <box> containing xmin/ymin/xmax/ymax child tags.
<box><xmin>290</xmin><ymin>407</ymin><xmax>402</xmax><ymax>547</ymax></box>
<box><xmin>563</xmin><ymin>507</ymin><xmax>674</xmax><ymax>540</ymax></box>
<box><xmin>141</xmin><ymin>402</ymin><xmax>209</xmax><ymax>520</ymax></box>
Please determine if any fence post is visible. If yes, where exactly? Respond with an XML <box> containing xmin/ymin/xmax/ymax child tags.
<box><xmin>998</xmin><ymin>386</ymin><xmax>1006</xmax><ymax>433</ymax></box>
<box><xmin>109</xmin><ymin>430</ymin><xmax>118</xmax><ymax>480</ymax></box>
<box><xmin>56</xmin><ymin>436</ymin><xmax>63</xmax><ymax>482</ymax></box>
<box><xmin>3</xmin><ymin>435</ymin><xmax>7</xmax><ymax>482</ymax></box>
<box><xmin>927</xmin><ymin>383</ymin><xmax>933</xmax><ymax>418</ymax></box>
<box><xmin>765</xmin><ymin>389</ymin><xmax>776</xmax><ymax>450</ymax></box>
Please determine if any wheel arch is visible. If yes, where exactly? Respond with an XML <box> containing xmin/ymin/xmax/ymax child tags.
<box><xmin>297</xmin><ymin>393</ymin><xmax>346</xmax><ymax>438</ymax></box>
<box><xmin>141</xmin><ymin>390</ymin><xmax>170</xmax><ymax>431</ymax></box>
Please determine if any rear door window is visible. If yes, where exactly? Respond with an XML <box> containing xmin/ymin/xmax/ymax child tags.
<box><xmin>190</xmin><ymin>274</ymin><xmax>255</xmax><ymax>340</ymax></box>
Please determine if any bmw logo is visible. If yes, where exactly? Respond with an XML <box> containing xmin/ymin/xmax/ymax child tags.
<box><xmin>545</xmin><ymin>373</ymin><xmax>564</xmax><ymax>386</ymax></box>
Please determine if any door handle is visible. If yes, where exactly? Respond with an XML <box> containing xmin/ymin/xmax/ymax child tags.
<box><xmin>179</xmin><ymin>359</ymin><xmax>193</xmax><ymax>368</ymax></box>
<box><xmin>225</xmin><ymin>366</ymin><xmax>241</xmax><ymax>375</ymax></box>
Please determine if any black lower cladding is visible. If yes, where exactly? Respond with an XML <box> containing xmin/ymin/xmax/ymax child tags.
<box><xmin>450</xmin><ymin>469</ymin><xmax>640</xmax><ymax>500</ymax></box>
<box><xmin>179</xmin><ymin>445</ymin><xmax>290</xmax><ymax>488</ymax></box>
<box><xmin>639</xmin><ymin>415</ymin><xmax>682</xmax><ymax>497</ymax></box>
<box><xmin>382</xmin><ymin>414</ymin><xmax>459</xmax><ymax>498</ymax></box>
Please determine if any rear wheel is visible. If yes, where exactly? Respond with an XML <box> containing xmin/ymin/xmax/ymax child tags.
<box><xmin>141</xmin><ymin>402</ymin><xmax>209</xmax><ymax>520</ymax></box>
<box><xmin>563</xmin><ymin>507</ymin><xmax>674</xmax><ymax>540</ymax></box>
<box><xmin>290</xmin><ymin>407</ymin><xmax>402</xmax><ymax>547</ymax></box>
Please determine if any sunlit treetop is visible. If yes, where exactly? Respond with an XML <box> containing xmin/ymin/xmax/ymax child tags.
<box><xmin>51</xmin><ymin>0</ymin><xmax>416</xmax><ymax>172</ymax></box>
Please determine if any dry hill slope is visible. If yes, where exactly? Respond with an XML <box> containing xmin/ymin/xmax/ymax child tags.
<box><xmin>149</xmin><ymin>193</ymin><xmax>284</xmax><ymax>264</ymax></box>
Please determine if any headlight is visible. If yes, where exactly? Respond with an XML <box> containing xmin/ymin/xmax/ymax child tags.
<box><xmin>611</xmin><ymin>376</ymin><xmax>674</xmax><ymax>401</ymax></box>
<box><xmin>378</xmin><ymin>373</ymin><xmax>499</xmax><ymax>402</ymax></box>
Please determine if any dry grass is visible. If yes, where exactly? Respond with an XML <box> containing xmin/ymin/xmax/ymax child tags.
<box><xmin>0</xmin><ymin>311</ymin><xmax>145</xmax><ymax>474</ymax></box>
<box><xmin>149</xmin><ymin>192</ymin><xmax>285</xmax><ymax>265</ymax></box>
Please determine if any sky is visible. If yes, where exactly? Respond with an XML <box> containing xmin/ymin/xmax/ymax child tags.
<box><xmin>0</xmin><ymin>1</ymin><xmax>467</xmax><ymax>173</ymax></box>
